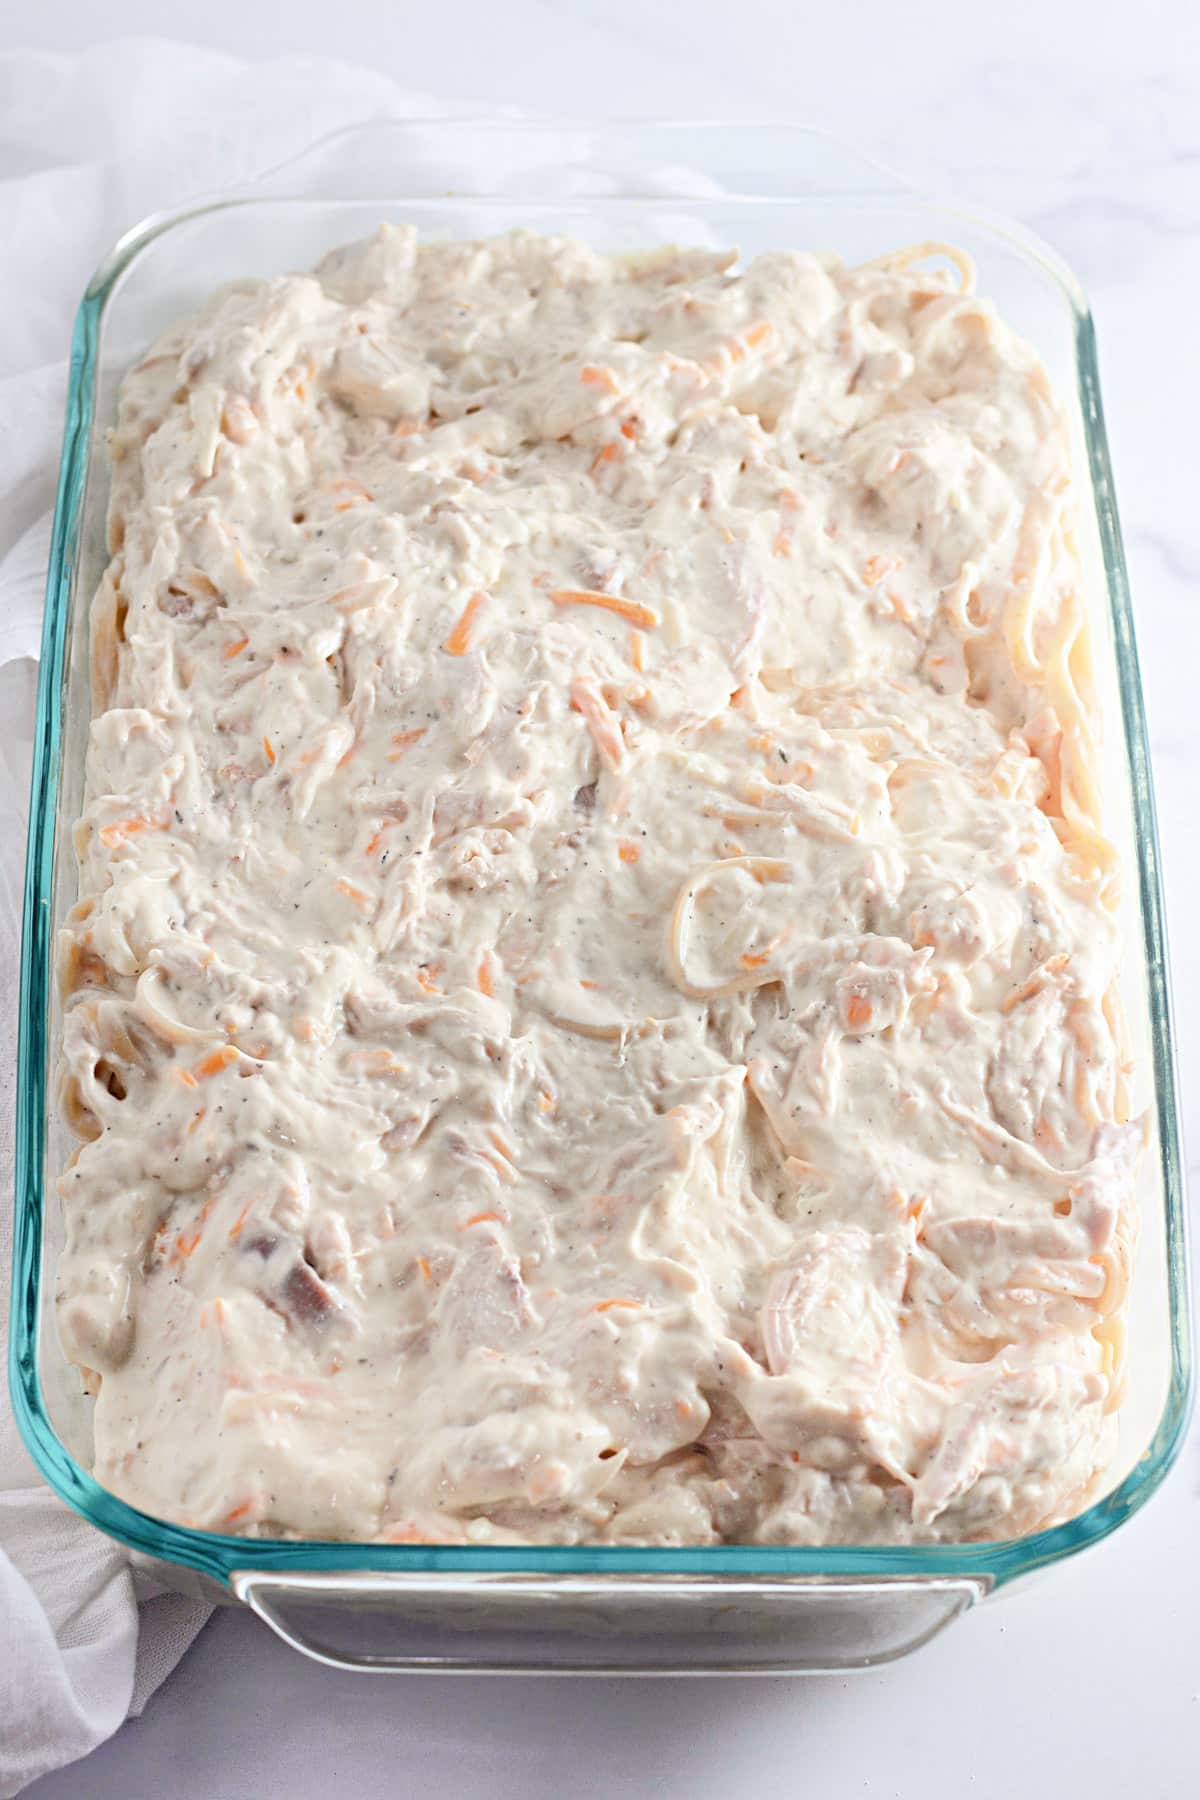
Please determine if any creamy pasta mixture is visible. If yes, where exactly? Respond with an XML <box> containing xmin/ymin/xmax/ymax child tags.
<box><xmin>57</xmin><ymin>226</ymin><xmax>1137</xmax><ymax>1545</ymax></box>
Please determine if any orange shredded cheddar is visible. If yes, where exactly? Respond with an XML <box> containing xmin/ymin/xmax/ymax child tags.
<box><xmin>192</xmin><ymin>1044</ymin><xmax>238</xmax><ymax>1081</ymax></box>
<box><xmin>98</xmin><ymin>815</ymin><xmax>167</xmax><ymax>850</ymax></box>
<box><xmin>477</xmin><ymin>954</ymin><xmax>495</xmax><ymax>997</ymax></box>
<box><xmin>580</xmin><ymin>364</ymin><xmax>621</xmax><ymax>394</ymax></box>
<box><xmin>223</xmin><ymin>636</ymin><xmax>249</xmax><ymax>659</ymax></box>
<box><xmin>570</xmin><ymin>678</ymin><xmax>625</xmax><ymax>772</ymax></box>
<box><xmin>488</xmin><ymin>1126</ymin><xmax>518</xmax><ymax>1163</ymax></box>
<box><xmin>863</xmin><ymin>554</ymin><xmax>902</xmax><ymax>587</ymax></box>
<box><xmin>331</xmin><ymin>481</ymin><xmax>373</xmax><ymax>512</ymax></box>
<box><xmin>172</xmin><ymin>1197</ymin><xmax>215</xmax><ymax>1262</ymax></box>
<box><xmin>590</xmin><ymin>443</ymin><xmax>620</xmax><ymax>477</ymax></box>
<box><xmin>416</xmin><ymin>965</ymin><xmax>442</xmax><ymax>994</ymax></box>
<box><xmin>629</xmin><ymin>628</ymin><xmax>646</xmax><ymax>672</ymax></box>
<box><xmin>703</xmin><ymin>320</ymin><xmax>774</xmax><ymax>372</ymax></box>
<box><xmin>461</xmin><ymin>1210</ymin><xmax>505</xmax><ymax>1230</ymax></box>
<box><xmin>416</xmin><ymin>1256</ymin><xmax>433</xmax><ymax>1283</ymax></box>
<box><xmin>444</xmin><ymin>591</ymin><xmax>485</xmax><ymax>656</ymax></box>
<box><xmin>388</xmin><ymin>727</ymin><xmax>427</xmax><ymax>759</ymax></box>
<box><xmin>480</xmin><ymin>1150</ymin><xmax>519</xmax><ymax>1186</ymax></box>
<box><xmin>618</xmin><ymin>842</ymin><xmax>640</xmax><ymax>864</ymax></box>
<box><xmin>551</xmin><ymin>588</ymin><xmax>659</xmax><ymax>629</ymax></box>
<box><xmin>345</xmin><ymin>1048</ymin><xmax>398</xmax><ymax>1072</ymax></box>
<box><xmin>228</xmin><ymin>1200</ymin><xmax>253</xmax><ymax>1242</ymax></box>
<box><xmin>845</xmin><ymin>992</ymin><xmax>874</xmax><ymax>1029</ymax></box>
<box><xmin>336</xmin><ymin>878</ymin><xmax>373</xmax><ymax>912</ymax></box>
<box><xmin>173</xmin><ymin>1066</ymin><xmax>199</xmax><ymax>1090</ymax></box>
<box><xmin>262</xmin><ymin>735</ymin><xmax>276</xmax><ymax>765</ymax></box>
<box><xmin>593</xmin><ymin>1298</ymin><xmax>642</xmax><ymax>1313</ymax></box>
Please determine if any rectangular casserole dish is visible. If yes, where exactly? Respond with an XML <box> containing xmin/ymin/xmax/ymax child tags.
<box><xmin>9</xmin><ymin>120</ymin><xmax>1192</xmax><ymax>1674</ymax></box>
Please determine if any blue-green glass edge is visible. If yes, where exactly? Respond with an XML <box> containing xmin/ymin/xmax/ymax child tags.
<box><xmin>9</xmin><ymin>191</ymin><xmax>1192</xmax><ymax>1593</ymax></box>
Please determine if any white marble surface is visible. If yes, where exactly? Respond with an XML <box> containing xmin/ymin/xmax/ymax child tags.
<box><xmin>14</xmin><ymin>2</ymin><xmax>1200</xmax><ymax>1794</ymax></box>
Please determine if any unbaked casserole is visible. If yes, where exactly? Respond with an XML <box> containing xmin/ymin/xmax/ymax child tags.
<box><xmin>54</xmin><ymin>223</ymin><xmax>1141</xmax><ymax>1550</ymax></box>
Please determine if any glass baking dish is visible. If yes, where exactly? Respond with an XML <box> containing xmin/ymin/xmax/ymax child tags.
<box><xmin>9</xmin><ymin>121</ymin><xmax>1192</xmax><ymax>1674</ymax></box>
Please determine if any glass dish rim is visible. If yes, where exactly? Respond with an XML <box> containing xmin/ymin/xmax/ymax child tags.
<box><xmin>10</xmin><ymin>120</ymin><xmax>1193</xmax><ymax>1591</ymax></box>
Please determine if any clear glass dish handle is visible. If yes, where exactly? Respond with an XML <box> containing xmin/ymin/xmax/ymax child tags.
<box><xmin>230</xmin><ymin>1569</ymin><xmax>989</xmax><ymax>1675</ymax></box>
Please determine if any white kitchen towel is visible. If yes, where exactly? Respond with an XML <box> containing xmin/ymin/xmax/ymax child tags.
<box><xmin>0</xmin><ymin>38</ymin><xmax>482</xmax><ymax>1796</ymax></box>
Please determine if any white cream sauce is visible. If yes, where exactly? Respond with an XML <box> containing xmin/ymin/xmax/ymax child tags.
<box><xmin>56</xmin><ymin>227</ymin><xmax>1135</xmax><ymax>1545</ymax></box>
